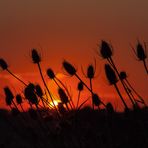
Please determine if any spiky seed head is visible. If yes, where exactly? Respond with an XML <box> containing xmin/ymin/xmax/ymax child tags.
<box><xmin>35</xmin><ymin>84</ymin><xmax>43</xmax><ymax>97</ymax></box>
<box><xmin>87</xmin><ymin>65</ymin><xmax>95</xmax><ymax>79</ymax></box>
<box><xmin>62</xmin><ymin>60</ymin><xmax>76</xmax><ymax>76</ymax></box>
<box><xmin>119</xmin><ymin>71</ymin><xmax>127</xmax><ymax>80</ymax></box>
<box><xmin>4</xmin><ymin>87</ymin><xmax>14</xmax><ymax>106</ymax></box>
<box><xmin>58</xmin><ymin>88</ymin><xmax>69</xmax><ymax>104</ymax></box>
<box><xmin>24</xmin><ymin>83</ymin><xmax>38</xmax><ymax>104</ymax></box>
<box><xmin>92</xmin><ymin>93</ymin><xmax>101</xmax><ymax>106</ymax></box>
<box><xmin>100</xmin><ymin>40</ymin><xmax>112</xmax><ymax>59</ymax></box>
<box><xmin>47</xmin><ymin>68</ymin><xmax>55</xmax><ymax>79</ymax></box>
<box><xmin>31</xmin><ymin>49</ymin><xmax>41</xmax><ymax>63</ymax></box>
<box><xmin>0</xmin><ymin>59</ymin><xmax>8</xmax><ymax>70</ymax></box>
<box><xmin>77</xmin><ymin>81</ymin><xmax>84</xmax><ymax>91</ymax></box>
<box><xmin>136</xmin><ymin>43</ymin><xmax>146</xmax><ymax>61</ymax></box>
<box><xmin>29</xmin><ymin>108</ymin><xmax>38</xmax><ymax>120</ymax></box>
<box><xmin>105</xmin><ymin>64</ymin><xmax>118</xmax><ymax>85</ymax></box>
<box><xmin>16</xmin><ymin>94</ymin><xmax>22</xmax><ymax>104</ymax></box>
<box><xmin>106</xmin><ymin>102</ymin><xmax>114</xmax><ymax>114</ymax></box>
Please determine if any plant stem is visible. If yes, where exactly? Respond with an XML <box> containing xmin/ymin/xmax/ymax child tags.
<box><xmin>37</xmin><ymin>63</ymin><xmax>60</xmax><ymax>117</ymax></box>
<box><xmin>114</xmin><ymin>83</ymin><xmax>128</xmax><ymax>110</ymax></box>
<box><xmin>6</xmin><ymin>69</ymin><xmax>27</xmax><ymax>86</ymax></box>
<box><xmin>143</xmin><ymin>59</ymin><xmax>148</xmax><ymax>74</ymax></box>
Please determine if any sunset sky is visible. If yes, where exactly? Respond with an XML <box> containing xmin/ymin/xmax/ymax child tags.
<box><xmin>0</xmin><ymin>0</ymin><xmax>147</xmax><ymax>110</ymax></box>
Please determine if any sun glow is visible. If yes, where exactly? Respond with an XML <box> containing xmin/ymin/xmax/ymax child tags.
<box><xmin>49</xmin><ymin>100</ymin><xmax>61</xmax><ymax>108</ymax></box>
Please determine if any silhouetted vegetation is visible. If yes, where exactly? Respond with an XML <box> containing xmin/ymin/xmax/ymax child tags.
<box><xmin>0</xmin><ymin>40</ymin><xmax>147</xmax><ymax>147</ymax></box>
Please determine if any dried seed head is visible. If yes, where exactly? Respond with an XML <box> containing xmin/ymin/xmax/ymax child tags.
<box><xmin>24</xmin><ymin>83</ymin><xmax>38</xmax><ymax>104</ymax></box>
<box><xmin>106</xmin><ymin>102</ymin><xmax>114</xmax><ymax>114</ymax></box>
<box><xmin>105</xmin><ymin>64</ymin><xmax>118</xmax><ymax>85</ymax></box>
<box><xmin>0</xmin><ymin>59</ymin><xmax>8</xmax><ymax>70</ymax></box>
<box><xmin>136</xmin><ymin>42</ymin><xmax>146</xmax><ymax>61</ymax></box>
<box><xmin>92</xmin><ymin>93</ymin><xmax>101</xmax><ymax>106</ymax></box>
<box><xmin>100</xmin><ymin>40</ymin><xmax>112</xmax><ymax>59</ymax></box>
<box><xmin>62</xmin><ymin>60</ymin><xmax>76</xmax><ymax>76</ymax></box>
<box><xmin>47</xmin><ymin>68</ymin><xmax>55</xmax><ymax>79</ymax></box>
<box><xmin>58</xmin><ymin>88</ymin><xmax>69</xmax><ymax>104</ymax></box>
<box><xmin>87</xmin><ymin>65</ymin><xmax>95</xmax><ymax>79</ymax></box>
<box><xmin>16</xmin><ymin>94</ymin><xmax>22</xmax><ymax>104</ymax></box>
<box><xmin>119</xmin><ymin>71</ymin><xmax>127</xmax><ymax>80</ymax></box>
<box><xmin>4</xmin><ymin>87</ymin><xmax>14</xmax><ymax>106</ymax></box>
<box><xmin>35</xmin><ymin>84</ymin><xmax>43</xmax><ymax>97</ymax></box>
<box><xmin>31</xmin><ymin>49</ymin><xmax>41</xmax><ymax>63</ymax></box>
<box><xmin>77</xmin><ymin>81</ymin><xmax>84</xmax><ymax>91</ymax></box>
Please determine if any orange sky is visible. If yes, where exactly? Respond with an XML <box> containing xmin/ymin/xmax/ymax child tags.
<box><xmin>0</xmin><ymin>0</ymin><xmax>148</xmax><ymax>111</ymax></box>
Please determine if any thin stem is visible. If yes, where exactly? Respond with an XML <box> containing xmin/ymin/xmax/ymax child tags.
<box><xmin>55</xmin><ymin>77</ymin><xmax>75</xmax><ymax>108</ymax></box>
<box><xmin>37</xmin><ymin>63</ymin><xmax>60</xmax><ymax>117</ymax></box>
<box><xmin>143</xmin><ymin>59</ymin><xmax>148</xmax><ymax>74</ymax></box>
<box><xmin>74</xmin><ymin>73</ymin><xmax>106</xmax><ymax>108</ymax></box>
<box><xmin>6</xmin><ymin>69</ymin><xmax>27</xmax><ymax>86</ymax></box>
<box><xmin>114</xmin><ymin>83</ymin><xmax>128</xmax><ymax>110</ymax></box>
<box><xmin>108</xmin><ymin>57</ymin><xmax>132</xmax><ymax>107</ymax></box>
<box><xmin>125</xmin><ymin>78</ymin><xmax>146</xmax><ymax>106</ymax></box>
<box><xmin>76</xmin><ymin>91</ymin><xmax>81</xmax><ymax>109</ymax></box>
<box><xmin>90</xmin><ymin>78</ymin><xmax>94</xmax><ymax>109</ymax></box>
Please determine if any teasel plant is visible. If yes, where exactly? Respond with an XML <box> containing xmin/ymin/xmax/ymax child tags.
<box><xmin>58</xmin><ymin>88</ymin><xmax>70</xmax><ymax>111</ymax></box>
<box><xmin>76</xmin><ymin>81</ymin><xmax>84</xmax><ymax>109</ymax></box>
<box><xmin>104</xmin><ymin>64</ymin><xmax>129</xmax><ymax>110</ymax></box>
<box><xmin>119</xmin><ymin>71</ymin><xmax>146</xmax><ymax>107</ymax></box>
<box><xmin>131</xmin><ymin>41</ymin><xmax>148</xmax><ymax>74</ymax></box>
<box><xmin>31</xmin><ymin>49</ymin><xmax>60</xmax><ymax>117</ymax></box>
<box><xmin>62</xmin><ymin>60</ymin><xmax>106</xmax><ymax>108</ymax></box>
<box><xmin>4</xmin><ymin>87</ymin><xmax>20</xmax><ymax>111</ymax></box>
<box><xmin>16</xmin><ymin>94</ymin><xmax>25</xmax><ymax>112</ymax></box>
<box><xmin>46</xmin><ymin>68</ymin><xmax>74</xmax><ymax>109</ymax></box>
<box><xmin>81</xmin><ymin>60</ymin><xmax>97</xmax><ymax>109</ymax></box>
<box><xmin>0</xmin><ymin>58</ymin><xmax>27</xmax><ymax>86</ymax></box>
<box><xmin>98</xmin><ymin>40</ymin><xmax>136</xmax><ymax>108</ymax></box>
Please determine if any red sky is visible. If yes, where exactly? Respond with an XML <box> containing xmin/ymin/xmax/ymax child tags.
<box><xmin>0</xmin><ymin>0</ymin><xmax>148</xmax><ymax>111</ymax></box>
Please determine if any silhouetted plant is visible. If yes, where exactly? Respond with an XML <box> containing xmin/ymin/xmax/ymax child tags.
<box><xmin>24</xmin><ymin>83</ymin><xmax>39</xmax><ymax>105</ymax></box>
<box><xmin>35</xmin><ymin>84</ymin><xmax>47</xmax><ymax>108</ymax></box>
<box><xmin>120</xmin><ymin>71</ymin><xmax>146</xmax><ymax>106</ymax></box>
<box><xmin>76</xmin><ymin>81</ymin><xmax>84</xmax><ymax>109</ymax></box>
<box><xmin>47</xmin><ymin>68</ymin><xmax>74</xmax><ymax>109</ymax></box>
<box><xmin>62</xmin><ymin>60</ymin><xmax>106</xmax><ymax>108</ymax></box>
<box><xmin>31</xmin><ymin>49</ymin><xmax>59</xmax><ymax>116</ymax></box>
<box><xmin>98</xmin><ymin>40</ymin><xmax>136</xmax><ymax>108</ymax></box>
<box><xmin>16</xmin><ymin>94</ymin><xmax>25</xmax><ymax>112</ymax></box>
<box><xmin>58</xmin><ymin>88</ymin><xmax>69</xmax><ymax>111</ymax></box>
<box><xmin>0</xmin><ymin>58</ymin><xmax>27</xmax><ymax>86</ymax></box>
<box><xmin>87</xmin><ymin>64</ymin><xmax>96</xmax><ymax>109</ymax></box>
<box><xmin>131</xmin><ymin>41</ymin><xmax>147</xmax><ymax>74</ymax></box>
<box><xmin>92</xmin><ymin>93</ymin><xmax>101</xmax><ymax>108</ymax></box>
<box><xmin>104</xmin><ymin>64</ymin><xmax>129</xmax><ymax>110</ymax></box>
<box><xmin>106</xmin><ymin>102</ymin><xmax>114</xmax><ymax>114</ymax></box>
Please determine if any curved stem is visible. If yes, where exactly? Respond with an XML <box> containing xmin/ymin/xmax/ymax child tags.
<box><xmin>125</xmin><ymin>78</ymin><xmax>146</xmax><ymax>106</ymax></box>
<box><xmin>114</xmin><ymin>83</ymin><xmax>128</xmax><ymax>110</ymax></box>
<box><xmin>90</xmin><ymin>78</ymin><xmax>94</xmax><ymax>109</ymax></box>
<box><xmin>6</xmin><ymin>69</ymin><xmax>27</xmax><ymax>86</ymax></box>
<box><xmin>37</xmin><ymin>63</ymin><xmax>60</xmax><ymax>117</ymax></box>
<box><xmin>76</xmin><ymin>91</ymin><xmax>81</xmax><ymax>109</ymax></box>
<box><xmin>74</xmin><ymin>73</ymin><xmax>106</xmax><ymax>108</ymax></box>
<box><xmin>143</xmin><ymin>59</ymin><xmax>148</xmax><ymax>74</ymax></box>
<box><xmin>55</xmin><ymin>77</ymin><xmax>75</xmax><ymax>109</ymax></box>
<box><xmin>108</xmin><ymin>57</ymin><xmax>132</xmax><ymax>107</ymax></box>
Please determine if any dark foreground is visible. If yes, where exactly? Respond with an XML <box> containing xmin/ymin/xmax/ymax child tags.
<box><xmin>0</xmin><ymin>107</ymin><xmax>148</xmax><ymax>148</ymax></box>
